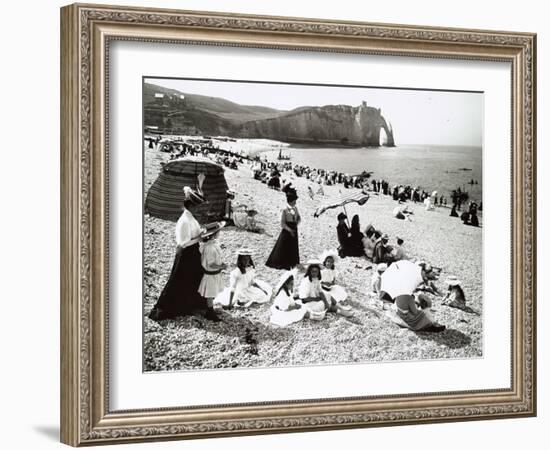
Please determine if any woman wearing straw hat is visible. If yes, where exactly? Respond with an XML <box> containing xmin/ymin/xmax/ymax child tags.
<box><xmin>269</xmin><ymin>269</ymin><xmax>308</xmax><ymax>327</ymax></box>
<box><xmin>197</xmin><ymin>221</ymin><xmax>227</xmax><ymax>321</ymax></box>
<box><xmin>214</xmin><ymin>248</ymin><xmax>272</xmax><ymax>308</ymax></box>
<box><xmin>148</xmin><ymin>186</ymin><xmax>208</xmax><ymax>321</ymax></box>
<box><xmin>265</xmin><ymin>187</ymin><xmax>301</xmax><ymax>270</ymax></box>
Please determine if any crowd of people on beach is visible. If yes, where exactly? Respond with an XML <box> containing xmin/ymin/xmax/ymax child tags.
<box><xmin>336</xmin><ymin>212</ymin><xmax>407</xmax><ymax>263</ymax></box>
<box><xmin>149</xmin><ymin>135</ymin><xmax>247</xmax><ymax>170</ymax></box>
<box><xmin>146</xmin><ymin>138</ymin><xmax>477</xmax><ymax>336</ymax></box>
<box><xmin>148</xmin><ymin>137</ymin><xmax>481</xmax><ymax>222</ymax></box>
<box><xmin>249</xmin><ymin>156</ymin><xmax>481</xmax><ymax>225</ymax></box>
<box><xmin>147</xmin><ymin>180</ymin><xmax>473</xmax><ymax>334</ymax></box>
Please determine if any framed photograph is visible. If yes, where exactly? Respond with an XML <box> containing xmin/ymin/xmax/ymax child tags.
<box><xmin>60</xmin><ymin>3</ymin><xmax>536</xmax><ymax>446</ymax></box>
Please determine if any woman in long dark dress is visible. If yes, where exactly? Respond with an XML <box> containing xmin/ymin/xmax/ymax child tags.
<box><xmin>348</xmin><ymin>214</ymin><xmax>366</xmax><ymax>256</ymax></box>
<box><xmin>266</xmin><ymin>188</ymin><xmax>301</xmax><ymax>270</ymax></box>
<box><xmin>148</xmin><ymin>186</ymin><xmax>214</xmax><ymax>321</ymax></box>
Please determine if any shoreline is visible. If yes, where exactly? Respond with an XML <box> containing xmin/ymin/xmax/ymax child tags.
<box><xmin>161</xmin><ymin>135</ymin><xmax>483</xmax><ymax>202</ymax></box>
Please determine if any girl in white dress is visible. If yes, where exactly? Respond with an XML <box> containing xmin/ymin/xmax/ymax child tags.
<box><xmin>299</xmin><ymin>260</ymin><xmax>354</xmax><ymax>319</ymax></box>
<box><xmin>269</xmin><ymin>269</ymin><xmax>307</xmax><ymax>327</ymax></box>
<box><xmin>298</xmin><ymin>260</ymin><xmax>330</xmax><ymax>320</ymax></box>
<box><xmin>319</xmin><ymin>250</ymin><xmax>348</xmax><ymax>304</ymax></box>
<box><xmin>214</xmin><ymin>248</ymin><xmax>272</xmax><ymax>308</ymax></box>
<box><xmin>197</xmin><ymin>221</ymin><xmax>227</xmax><ymax>321</ymax></box>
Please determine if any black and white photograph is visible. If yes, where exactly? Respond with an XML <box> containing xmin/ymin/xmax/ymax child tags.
<box><xmin>142</xmin><ymin>77</ymin><xmax>483</xmax><ymax>372</ymax></box>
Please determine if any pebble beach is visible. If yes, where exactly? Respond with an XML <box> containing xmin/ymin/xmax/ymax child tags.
<box><xmin>143</xmin><ymin>142</ymin><xmax>483</xmax><ymax>372</ymax></box>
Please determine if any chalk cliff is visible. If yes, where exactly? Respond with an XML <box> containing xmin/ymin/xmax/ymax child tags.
<box><xmin>144</xmin><ymin>83</ymin><xmax>395</xmax><ymax>146</ymax></box>
<box><xmin>236</xmin><ymin>102</ymin><xmax>395</xmax><ymax>147</ymax></box>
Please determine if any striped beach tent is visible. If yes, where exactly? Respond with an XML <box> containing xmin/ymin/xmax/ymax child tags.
<box><xmin>145</xmin><ymin>156</ymin><xmax>229</xmax><ymax>223</ymax></box>
<box><xmin>313</xmin><ymin>190</ymin><xmax>370</xmax><ymax>218</ymax></box>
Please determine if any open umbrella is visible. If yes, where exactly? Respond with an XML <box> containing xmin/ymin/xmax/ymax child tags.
<box><xmin>313</xmin><ymin>190</ymin><xmax>370</xmax><ymax>218</ymax></box>
<box><xmin>380</xmin><ymin>260</ymin><xmax>423</xmax><ymax>299</ymax></box>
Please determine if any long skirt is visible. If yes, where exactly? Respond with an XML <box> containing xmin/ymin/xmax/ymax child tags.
<box><xmin>385</xmin><ymin>294</ymin><xmax>434</xmax><ymax>330</ymax></box>
<box><xmin>148</xmin><ymin>243</ymin><xmax>205</xmax><ymax>320</ymax></box>
<box><xmin>395</xmin><ymin>309</ymin><xmax>433</xmax><ymax>330</ymax></box>
<box><xmin>265</xmin><ymin>225</ymin><xmax>299</xmax><ymax>270</ymax></box>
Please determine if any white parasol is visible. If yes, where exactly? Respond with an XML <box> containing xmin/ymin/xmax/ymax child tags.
<box><xmin>380</xmin><ymin>260</ymin><xmax>423</xmax><ymax>299</ymax></box>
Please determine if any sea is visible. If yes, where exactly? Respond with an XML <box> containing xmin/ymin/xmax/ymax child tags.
<box><xmin>261</xmin><ymin>144</ymin><xmax>483</xmax><ymax>203</ymax></box>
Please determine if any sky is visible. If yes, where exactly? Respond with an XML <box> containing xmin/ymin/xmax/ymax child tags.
<box><xmin>146</xmin><ymin>77</ymin><xmax>483</xmax><ymax>147</ymax></box>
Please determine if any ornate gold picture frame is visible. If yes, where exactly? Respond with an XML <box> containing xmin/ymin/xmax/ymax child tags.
<box><xmin>60</xmin><ymin>3</ymin><xmax>536</xmax><ymax>446</ymax></box>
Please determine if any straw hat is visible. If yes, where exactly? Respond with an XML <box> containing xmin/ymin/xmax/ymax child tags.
<box><xmin>201</xmin><ymin>221</ymin><xmax>226</xmax><ymax>239</ymax></box>
<box><xmin>236</xmin><ymin>247</ymin><xmax>254</xmax><ymax>256</ymax></box>
<box><xmin>319</xmin><ymin>249</ymin><xmax>339</xmax><ymax>265</ymax></box>
<box><xmin>306</xmin><ymin>259</ymin><xmax>322</xmax><ymax>267</ymax></box>
<box><xmin>445</xmin><ymin>275</ymin><xmax>461</xmax><ymax>286</ymax></box>
<box><xmin>275</xmin><ymin>268</ymin><xmax>297</xmax><ymax>295</ymax></box>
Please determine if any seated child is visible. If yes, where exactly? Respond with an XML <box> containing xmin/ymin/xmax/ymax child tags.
<box><xmin>214</xmin><ymin>248</ymin><xmax>272</xmax><ymax>308</ymax></box>
<box><xmin>269</xmin><ymin>269</ymin><xmax>307</xmax><ymax>327</ymax></box>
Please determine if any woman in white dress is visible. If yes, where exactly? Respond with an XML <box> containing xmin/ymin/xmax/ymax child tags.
<box><xmin>269</xmin><ymin>269</ymin><xmax>307</xmax><ymax>327</ymax></box>
<box><xmin>148</xmin><ymin>186</ymin><xmax>207</xmax><ymax>321</ymax></box>
<box><xmin>215</xmin><ymin>248</ymin><xmax>272</xmax><ymax>308</ymax></box>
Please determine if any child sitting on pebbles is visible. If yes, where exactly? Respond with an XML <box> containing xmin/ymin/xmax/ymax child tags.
<box><xmin>320</xmin><ymin>250</ymin><xmax>350</xmax><ymax>306</ymax></box>
<box><xmin>441</xmin><ymin>276</ymin><xmax>468</xmax><ymax>311</ymax></box>
<box><xmin>269</xmin><ymin>269</ymin><xmax>308</xmax><ymax>327</ymax></box>
<box><xmin>299</xmin><ymin>260</ymin><xmax>354</xmax><ymax>318</ymax></box>
<box><xmin>214</xmin><ymin>248</ymin><xmax>272</xmax><ymax>309</ymax></box>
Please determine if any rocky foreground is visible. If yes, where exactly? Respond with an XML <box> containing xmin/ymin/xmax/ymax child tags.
<box><xmin>143</xmin><ymin>145</ymin><xmax>483</xmax><ymax>372</ymax></box>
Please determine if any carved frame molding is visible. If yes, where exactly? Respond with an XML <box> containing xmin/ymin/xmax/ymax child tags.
<box><xmin>61</xmin><ymin>3</ymin><xmax>536</xmax><ymax>446</ymax></box>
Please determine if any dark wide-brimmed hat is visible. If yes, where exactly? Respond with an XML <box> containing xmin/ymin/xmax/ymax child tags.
<box><xmin>285</xmin><ymin>187</ymin><xmax>298</xmax><ymax>202</ymax></box>
<box><xmin>182</xmin><ymin>186</ymin><xmax>205</xmax><ymax>205</ymax></box>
